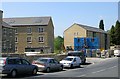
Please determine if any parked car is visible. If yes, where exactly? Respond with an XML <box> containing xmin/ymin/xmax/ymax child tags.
<box><xmin>0</xmin><ymin>57</ymin><xmax>38</xmax><ymax>77</ymax></box>
<box><xmin>32</xmin><ymin>57</ymin><xmax>63</xmax><ymax>73</ymax></box>
<box><xmin>67</xmin><ymin>51</ymin><xmax>86</xmax><ymax>64</ymax></box>
<box><xmin>114</xmin><ymin>49</ymin><xmax>120</xmax><ymax>57</ymax></box>
<box><xmin>60</xmin><ymin>56</ymin><xmax>81</xmax><ymax>68</ymax></box>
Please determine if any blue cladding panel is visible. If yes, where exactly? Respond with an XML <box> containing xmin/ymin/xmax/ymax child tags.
<box><xmin>74</xmin><ymin>37</ymin><xmax>99</xmax><ymax>51</ymax></box>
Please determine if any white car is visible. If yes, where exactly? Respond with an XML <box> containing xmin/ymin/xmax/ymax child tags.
<box><xmin>60</xmin><ymin>56</ymin><xmax>81</xmax><ymax>68</ymax></box>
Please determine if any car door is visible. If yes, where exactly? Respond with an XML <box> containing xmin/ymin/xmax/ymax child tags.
<box><xmin>73</xmin><ymin>58</ymin><xmax>77</xmax><ymax>67</ymax></box>
<box><xmin>21</xmin><ymin>59</ymin><xmax>33</xmax><ymax>74</ymax></box>
<box><xmin>14</xmin><ymin>59</ymin><xmax>24</xmax><ymax>74</ymax></box>
<box><xmin>49</xmin><ymin>59</ymin><xmax>56</xmax><ymax>71</ymax></box>
<box><xmin>54</xmin><ymin>59</ymin><xmax>61</xmax><ymax>70</ymax></box>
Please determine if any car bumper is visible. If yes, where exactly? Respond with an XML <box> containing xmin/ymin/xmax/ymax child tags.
<box><xmin>62</xmin><ymin>64</ymin><xmax>71</xmax><ymax>68</ymax></box>
<box><xmin>0</xmin><ymin>70</ymin><xmax>10</xmax><ymax>76</ymax></box>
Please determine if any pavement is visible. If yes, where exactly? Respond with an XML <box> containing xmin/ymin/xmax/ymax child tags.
<box><xmin>86</xmin><ymin>57</ymin><xmax>116</xmax><ymax>64</ymax></box>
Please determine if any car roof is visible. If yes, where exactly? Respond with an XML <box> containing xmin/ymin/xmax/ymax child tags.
<box><xmin>0</xmin><ymin>57</ymin><xmax>24</xmax><ymax>60</ymax></box>
<box><xmin>68</xmin><ymin>51</ymin><xmax>82</xmax><ymax>53</ymax></box>
<box><xmin>66</xmin><ymin>56</ymin><xmax>79</xmax><ymax>58</ymax></box>
<box><xmin>38</xmin><ymin>57</ymin><xmax>54</xmax><ymax>60</ymax></box>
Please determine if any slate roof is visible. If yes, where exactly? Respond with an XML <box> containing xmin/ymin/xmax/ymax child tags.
<box><xmin>76</xmin><ymin>23</ymin><xmax>108</xmax><ymax>33</ymax></box>
<box><xmin>3</xmin><ymin>17</ymin><xmax>51</xmax><ymax>26</ymax></box>
<box><xmin>64</xmin><ymin>23</ymin><xmax>108</xmax><ymax>33</ymax></box>
<box><xmin>2</xmin><ymin>21</ymin><xmax>13</xmax><ymax>28</ymax></box>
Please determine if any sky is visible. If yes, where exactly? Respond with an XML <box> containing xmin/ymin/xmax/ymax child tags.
<box><xmin>1</xmin><ymin>2</ymin><xmax>118</xmax><ymax>37</ymax></box>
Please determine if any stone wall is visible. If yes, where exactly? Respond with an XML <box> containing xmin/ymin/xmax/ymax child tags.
<box><xmin>1</xmin><ymin>53</ymin><xmax>67</xmax><ymax>63</ymax></box>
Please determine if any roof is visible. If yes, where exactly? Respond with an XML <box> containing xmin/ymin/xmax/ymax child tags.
<box><xmin>64</xmin><ymin>23</ymin><xmax>108</xmax><ymax>34</ymax></box>
<box><xmin>76</xmin><ymin>23</ymin><xmax>107</xmax><ymax>33</ymax></box>
<box><xmin>2</xmin><ymin>21</ymin><xmax>13</xmax><ymax>28</ymax></box>
<box><xmin>3</xmin><ymin>17</ymin><xmax>51</xmax><ymax>26</ymax></box>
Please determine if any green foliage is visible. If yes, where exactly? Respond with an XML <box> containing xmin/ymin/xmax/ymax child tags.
<box><xmin>99</xmin><ymin>20</ymin><xmax>104</xmax><ymax>30</ymax></box>
<box><xmin>109</xmin><ymin>20</ymin><xmax>120</xmax><ymax>45</ymax></box>
<box><xmin>54</xmin><ymin>36</ymin><xmax>64</xmax><ymax>53</ymax></box>
<box><xmin>114</xmin><ymin>20</ymin><xmax>120</xmax><ymax>45</ymax></box>
<box><xmin>109</xmin><ymin>25</ymin><xmax>115</xmax><ymax>45</ymax></box>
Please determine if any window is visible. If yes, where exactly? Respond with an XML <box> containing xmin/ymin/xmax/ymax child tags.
<box><xmin>15</xmin><ymin>46</ymin><xmax>18</xmax><ymax>51</ymax></box>
<box><xmin>93</xmin><ymin>32</ymin><xmax>96</xmax><ymax>37</ymax></box>
<box><xmin>38</xmin><ymin>37</ymin><xmax>44</xmax><ymax>43</ymax></box>
<box><xmin>15</xmin><ymin>59</ymin><xmax>22</xmax><ymax>65</ymax></box>
<box><xmin>38</xmin><ymin>28</ymin><xmax>44</xmax><ymax>33</ymax></box>
<box><xmin>3</xmin><ymin>43</ymin><xmax>6</xmax><ymax>49</ymax></box>
<box><xmin>10</xmin><ymin>43</ymin><xmax>12</xmax><ymax>49</ymax></box>
<box><xmin>15</xmin><ymin>28</ymin><xmax>18</xmax><ymax>34</ymax></box>
<box><xmin>22</xmin><ymin>59</ymin><xmax>30</xmax><ymax>65</ymax></box>
<box><xmin>3</xmin><ymin>28</ymin><xmax>7</xmax><ymax>34</ymax></box>
<box><xmin>15</xmin><ymin>37</ymin><xmax>18</xmax><ymax>43</ymax></box>
<box><xmin>27</xmin><ymin>27</ymin><xmax>32</xmax><ymax>34</ymax></box>
<box><xmin>27</xmin><ymin>37</ymin><xmax>32</xmax><ymax>43</ymax></box>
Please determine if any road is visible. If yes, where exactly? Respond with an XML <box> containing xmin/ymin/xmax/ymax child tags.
<box><xmin>2</xmin><ymin>57</ymin><xmax>119</xmax><ymax>79</ymax></box>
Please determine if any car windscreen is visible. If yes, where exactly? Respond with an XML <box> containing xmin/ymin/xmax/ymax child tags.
<box><xmin>63</xmin><ymin>58</ymin><xmax>73</xmax><ymax>61</ymax></box>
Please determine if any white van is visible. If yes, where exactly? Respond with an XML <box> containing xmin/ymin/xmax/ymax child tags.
<box><xmin>60</xmin><ymin>56</ymin><xmax>81</xmax><ymax>68</ymax></box>
<box><xmin>114</xmin><ymin>49</ymin><xmax>120</xmax><ymax>57</ymax></box>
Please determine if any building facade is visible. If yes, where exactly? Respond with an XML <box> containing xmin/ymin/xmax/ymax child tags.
<box><xmin>0</xmin><ymin>10</ymin><xmax>15</xmax><ymax>53</ymax></box>
<box><xmin>64</xmin><ymin>23</ymin><xmax>110</xmax><ymax>50</ymax></box>
<box><xmin>3</xmin><ymin>17</ymin><xmax>54</xmax><ymax>53</ymax></box>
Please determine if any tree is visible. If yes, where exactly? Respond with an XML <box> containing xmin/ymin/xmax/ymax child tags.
<box><xmin>99</xmin><ymin>20</ymin><xmax>104</xmax><ymax>30</ymax></box>
<box><xmin>109</xmin><ymin>25</ymin><xmax>115</xmax><ymax>45</ymax></box>
<box><xmin>114</xmin><ymin>20</ymin><xmax>120</xmax><ymax>45</ymax></box>
<box><xmin>54</xmin><ymin>36</ymin><xmax>64</xmax><ymax>53</ymax></box>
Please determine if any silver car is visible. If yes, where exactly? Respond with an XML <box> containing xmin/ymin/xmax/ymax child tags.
<box><xmin>32</xmin><ymin>57</ymin><xmax>63</xmax><ymax>72</ymax></box>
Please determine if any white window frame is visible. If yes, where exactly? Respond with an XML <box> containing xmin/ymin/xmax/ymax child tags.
<box><xmin>27</xmin><ymin>37</ymin><xmax>32</xmax><ymax>43</ymax></box>
<box><xmin>3</xmin><ymin>28</ymin><xmax>7</xmax><ymax>34</ymax></box>
<box><xmin>38</xmin><ymin>36</ymin><xmax>44</xmax><ymax>43</ymax></box>
<box><xmin>9</xmin><ymin>43</ymin><xmax>12</xmax><ymax>49</ymax></box>
<box><xmin>38</xmin><ymin>28</ymin><xmax>44</xmax><ymax>33</ymax></box>
<box><xmin>27</xmin><ymin>27</ymin><xmax>32</xmax><ymax>34</ymax></box>
<box><xmin>15</xmin><ymin>28</ymin><xmax>18</xmax><ymax>34</ymax></box>
<box><xmin>15</xmin><ymin>45</ymin><xmax>18</xmax><ymax>52</ymax></box>
<box><xmin>15</xmin><ymin>37</ymin><xmax>18</xmax><ymax>43</ymax></box>
<box><xmin>3</xmin><ymin>43</ymin><xmax>6</xmax><ymax>49</ymax></box>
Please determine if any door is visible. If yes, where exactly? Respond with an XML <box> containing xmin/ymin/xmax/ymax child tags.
<box><xmin>21</xmin><ymin>59</ymin><xmax>33</xmax><ymax>74</ymax></box>
<box><xmin>49</xmin><ymin>59</ymin><xmax>56</xmax><ymax>71</ymax></box>
<box><xmin>53</xmin><ymin>59</ymin><xmax>61</xmax><ymax>70</ymax></box>
<box><xmin>73</xmin><ymin>58</ymin><xmax>77</xmax><ymax>67</ymax></box>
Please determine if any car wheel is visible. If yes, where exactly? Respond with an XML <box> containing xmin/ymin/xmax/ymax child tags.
<box><xmin>59</xmin><ymin>66</ymin><xmax>63</xmax><ymax>71</ymax></box>
<box><xmin>70</xmin><ymin>64</ymin><xmax>73</xmax><ymax>69</ymax></box>
<box><xmin>11</xmin><ymin>70</ymin><xmax>17</xmax><ymax>77</ymax></box>
<box><xmin>32</xmin><ymin>68</ymin><xmax>37</xmax><ymax>75</ymax></box>
<box><xmin>46</xmin><ymin>67</ymin><xmax>50</xmax><ymax>73</ymax></box>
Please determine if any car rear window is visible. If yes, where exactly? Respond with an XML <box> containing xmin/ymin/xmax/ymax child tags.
<box><xmin>38</xmin><ymin>58</ymin><xmax>48</xmax><ymax>63</ymax></box>
<box><xmin>8</xmin><ymin>59</ymin><xmax>15</xmax><ymax>64</ymax></box>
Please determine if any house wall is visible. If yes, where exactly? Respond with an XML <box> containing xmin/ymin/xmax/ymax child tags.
<box><xmin>47</xmin><ymin>18</ymin><xmax>54</xmax><ymax>52</ymax></box>
<box><xmin>14</xmin><ymin>23</ymin><xmax>54</xmax><ymax>53</ymax></box>
<box><xmin>0</xmin><ymin>10</ymin><xmax>2</xmax><ymax>54</ymax></box>
<box><xmin>2</xmin><ymin>26</ymin><xmax>15</xmax><ymax>53</ymax></box>
<box><xmin>64</xmin><ymin>24</ymin><xmax>86</xmax><ymax>50</ymax></box>
<box><xmin>64</xmin><ymin>23</ymin><xmax>110</xmax><ymax>51</ymax></box>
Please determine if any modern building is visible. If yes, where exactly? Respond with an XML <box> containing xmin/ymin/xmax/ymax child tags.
<box><xmin>64</xmin><ymin>23</ymin><xmax>110</xmax><ymax>51</ymax></box>
<box><xmin>3</xmin><ymin>17</ymin><xmax>54</xmax><ymax>54</ymax></box>
<box><xmin>0</xmin><ymin>10</ymin><xmax>15</xmax><ymax>53</ymax></box>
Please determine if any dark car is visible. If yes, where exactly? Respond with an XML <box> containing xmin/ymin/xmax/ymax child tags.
<box><xmin>32</xmin><ymin>57</ymin><xmax>63</xmax><ymax>73</ymax></box>
<box><xmin>0</xmin><ymin>57</ymin><xmax>38</xmax><ymax>77</ymax></box>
